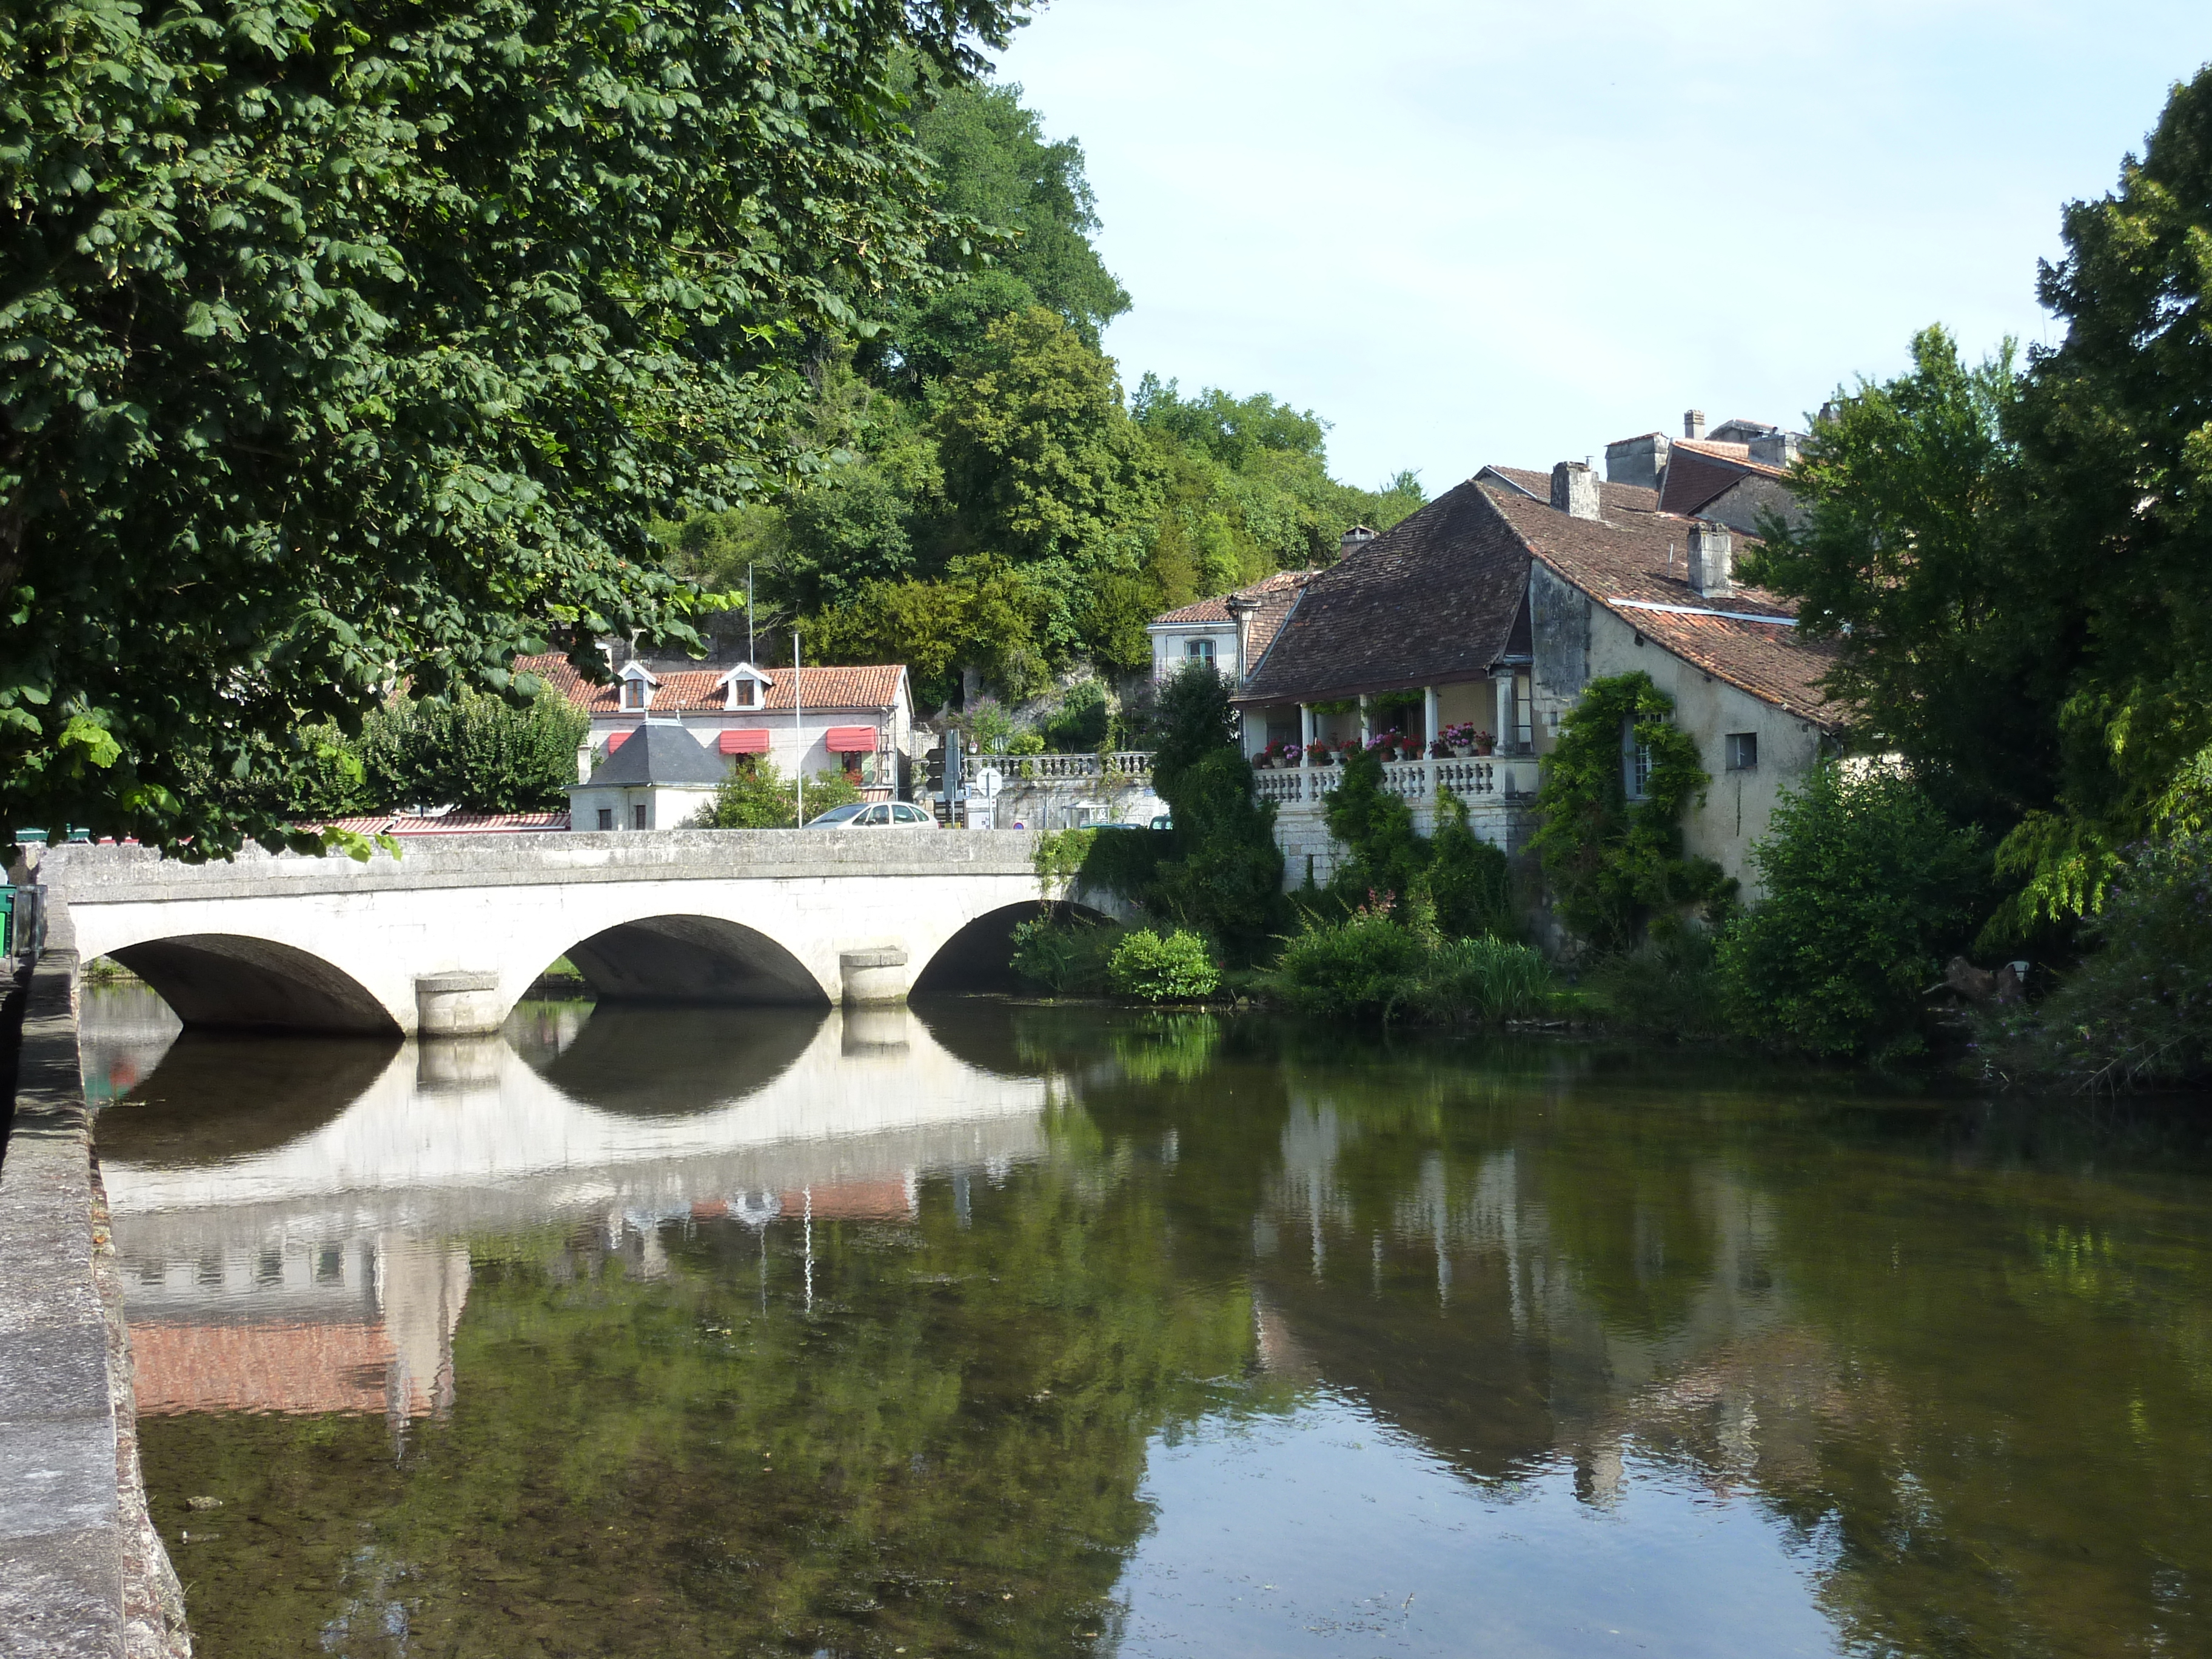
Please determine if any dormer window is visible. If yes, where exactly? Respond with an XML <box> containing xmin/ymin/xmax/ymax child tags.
<box><xmin>717</xmin><ymin>663</ymin><xmax>774</xmax><ymax>712</ymax></box>
<box><xmin>618</xmin><ymin>662</ymin><xmax>658</xmax><ymax>711</ymax></box>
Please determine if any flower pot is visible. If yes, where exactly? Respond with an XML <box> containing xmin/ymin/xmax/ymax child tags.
<box><xmin>1450</xmin><ymin>743</ymin><xmax>1473</xmax><ymax>757</ymax></box>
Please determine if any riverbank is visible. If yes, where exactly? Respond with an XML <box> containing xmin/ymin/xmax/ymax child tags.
<box><xmin>1</xmin><ymin>935</ymin><xmax>190</xmax><ymax>1658</ymax></box>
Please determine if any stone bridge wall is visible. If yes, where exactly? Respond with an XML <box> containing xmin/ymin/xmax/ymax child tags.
<box><xmin>39</xmin><ymin>829</ymin><xmax>1078</xmax><ymax>1036</ymax></box>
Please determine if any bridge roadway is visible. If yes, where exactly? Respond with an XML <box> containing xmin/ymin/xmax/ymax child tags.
<box><xmin>38</xmin><ymin>829</ymin><xmax>1101</xmax><ymax>1036</ymax></box>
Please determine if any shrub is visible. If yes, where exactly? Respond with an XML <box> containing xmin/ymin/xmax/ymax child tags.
<box><xmin>1583</xmin><ymin>926</ymin><xmax>1735</xmax><ymax>1042</ymax></box>
<box><xmin>1010</xmin><ymin>914</ymin><xmax>1125</xmax><ymax>996</ymax></box>
<box><xmin>689</xmin><ymin>760</ymin><xmax>861</xmax><ymax>829</ymax></box>
<box><xmin>1718</xmin><ymin>762</ymin><xmax>1988</xmax><ymax>1057</ymax></box>
<box><xmin>1107</xmin><ymin>928</ymin><xmax>1221</xmax><ymax>1002</ymax></box>
<box><xmin>2009</xmin><ymin>830</ymin><xmax>2212</xmax><ymax>1089</ymax></box>
<box><xmin>1269</xmin><ymin>898</ymin><xmax>1557</xmax><ymax>1024</ymax></box>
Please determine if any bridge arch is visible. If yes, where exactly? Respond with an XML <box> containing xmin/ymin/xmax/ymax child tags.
<box><xmin>106</xmin><ymin>934</ymin><xmax>400</xmax><ymax>1035</ymax></box>
<box><xmin>911</xmin><ymin>899</ymin><xmax>1121</xmax><ymax>997</ymax></box>
<box><xmin>560</xmin><ymin>914</ymin><xmax>829</xmax><ymax>1008</ymax></box>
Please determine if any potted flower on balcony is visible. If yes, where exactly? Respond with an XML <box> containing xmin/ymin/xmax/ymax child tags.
<box><xmin>1280</xmin><ymin>741</ymin><xmax>1303</xmax><ymax>767</ymax></box>
<box><xmin>1470</xmin><ymin>728</ymin><xmax>1496</xmax><ymax>757</ymax></box>
<box><xmin>1308</xmin><ymin>738</ymin><xmax>1335</xmax><ymax>766</ymax></box>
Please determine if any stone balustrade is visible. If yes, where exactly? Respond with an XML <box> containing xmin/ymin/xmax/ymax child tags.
<box><xmin>1252</xmin><ymin>755</ymin><xmax>1532</xmax><ymax>809</ymax></box>
<box><xmin>1007</xmin><ymin>751</ymin><xmax>1154</xmax><ymax>782</ymax></box>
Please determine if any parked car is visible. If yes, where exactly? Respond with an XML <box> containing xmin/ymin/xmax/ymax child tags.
<box><xmin>805</xmin><ymin>801</ymin><xmax>937</xmax><ymax>829</ymax></box>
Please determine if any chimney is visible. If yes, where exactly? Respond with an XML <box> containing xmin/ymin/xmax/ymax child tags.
<box><xmin>1748</xmin><ymin>431</ymin><xmax>1798</xmax><ymax>468</ymax></box>
<box><xmin>1338</xmin><ymin>523</ymin><xmax>1377</xmax><ymax>560</ymax></box>
<box><xmin>1550</xmin><ymin>461</ymin><xmax>1601</xmax><ymax>520</ymax></box>
<box><xmin>1687</xmin><ymin>521</ymin><xmax>1734</xmax><ymax>597</ymax></box>
<box><xmin>1683</xmin><ymin>409</ymin><xmax>1707</xmax><ymax>440</ymax></box>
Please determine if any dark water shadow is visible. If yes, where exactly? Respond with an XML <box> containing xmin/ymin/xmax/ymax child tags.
<box><xmin>529</xmin><ymin>1004</ymin><xmax>826</xmax><ymax>1116</ymax></box>
<box><xmin>93</xmin><ymin>1032</ymin><xmax>400</xmax><ymax>1165</ymax></box>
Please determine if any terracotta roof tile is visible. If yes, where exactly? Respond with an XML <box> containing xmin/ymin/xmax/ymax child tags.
<box><xmin>1658</xmin><ymin>442</ymin><xmax>1789</xmax><ymax>517</ymax></box>
<box><xmin>1238</xmin><ymin>479</ymin><xmax>1533</xmax><ymax>703</ymax></box>
<box><xmin>1152</xmin><ymin>568</ymin><xmax>1310</xmax><ymax>625</ymax></box>
<box><xmin>519</xmin><ymin>654</ymin><xmax>905</xmax><ymax>716</ymax></box>
<box><xmin>1476</xmin><ymin>481</ymin><xmax>1843</xmax><ymax>726</ymax></box>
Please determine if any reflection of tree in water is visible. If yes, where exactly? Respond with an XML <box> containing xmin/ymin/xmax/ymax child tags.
<box><xmin>139</xmin><ymin>1149</ymin><xmax>1264</xmax><ymax>1658</ymax></box>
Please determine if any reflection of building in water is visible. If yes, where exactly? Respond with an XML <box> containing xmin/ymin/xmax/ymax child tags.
<box><xmin>130</xmin><ymin>1235</ymin><xmax>470</xmax><ymax>1426</ymax></box>
<box><xmin>1254</xmin><ymin>1091</ymin><xmax>1852</xmax><ymax>1506</ymax></box>
<box><xmin>96</xmin><ymin>1004</ymin><xmax>1053</xmax><ymax>1431</ymax></box>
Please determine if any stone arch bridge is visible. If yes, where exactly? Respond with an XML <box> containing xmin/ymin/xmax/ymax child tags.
<box><xmin>39</xmin><ymin>830</ymin><xmax>1110</xmax><ymax>1036</ymax></box>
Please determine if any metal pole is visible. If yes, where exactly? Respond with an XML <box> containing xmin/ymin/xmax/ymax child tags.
<box><xmin>747</xmin><ymin>563</ymin><xmax>756</xmax><ymax>663</ymax></box>
<box><xmin>793</xmin><ymin>629</ymin><xmax>803</xmax><ymax>827</ymax></box>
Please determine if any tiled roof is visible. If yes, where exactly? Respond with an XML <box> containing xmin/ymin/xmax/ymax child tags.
<box><xmin>583</xmin><ymin>722</ymin><xmax>728</xmax><ymax>788</ymax></box>
<box><xmin>1658</xmin><ymin>442</ymin><xmax>1789</xmax><ymax>517</ymax></box>
<box><xmin>1238</xmin><ymin>479</ymin><xmax>1535</xmax><ymax>704</ymax></box>
<box><xmin>299</xmin><ymin>811</ymin><xmax>571</xmax><ymax>836</ymax></box>
<box><xmin>1152</xmin><ymin>568</ymin><xmax>1309</xmax><ymax>625</ymax></box>
<box><xmin>519</xmin><ymin>654</ymin><xmax>905</xmax><ymax>715</ymax></box>
<box><xmin>1476</xmin><ymin>480</ymin><xmax>1843</xmax><ymax>726</ymax></box>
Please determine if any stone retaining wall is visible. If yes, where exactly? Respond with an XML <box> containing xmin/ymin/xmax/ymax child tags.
<box><xmin>0</xmin><ymin>927</ymin><xmax>190</xmax><ymax>1658</ymax></box>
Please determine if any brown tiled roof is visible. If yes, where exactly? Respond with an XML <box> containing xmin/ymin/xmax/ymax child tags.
<box><xmin>1152</xmin><ymin>568</ymin><xmax>1308</xmax><ymax>625</ymax></box>
<box><xmin>298</xmin><ymin>811</ymin><xmax>570</xmax><ymax>836</ymax></box>
<box><xmin>1237</xmin><ymin>479</ymin><xmax>1533</xmax><ymax>703</ymax></box>
<box><xmin>1477</xmin><ymin>480</ymin><xmax>1843</xmax><ymax>726</ymax></box>
<box><xmin>519</xmin><ymin>654</ymin><xmax>905</xmax><ymax>715</ymax></box>
<box><xmin>1658</xmin><ymin>441</ymin><xmax>1789</xmax><ymax>517</ymax></box>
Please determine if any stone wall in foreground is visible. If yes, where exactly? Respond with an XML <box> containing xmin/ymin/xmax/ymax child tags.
<box><xmin>0</xmin><ymin>927</ymin><xmax>190</xmax><ymax>1659</ymax></box>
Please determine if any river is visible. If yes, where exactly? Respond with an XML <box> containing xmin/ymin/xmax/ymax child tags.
<box><xmin>81</xmin><ymin>982</ymin><xmax>2212</xmax><ymax>1658</ymax></box>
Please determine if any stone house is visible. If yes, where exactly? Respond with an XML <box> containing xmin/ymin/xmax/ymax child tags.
<box><xmin>568</xmin><ymin>720</ymin><xmax>729</xmax><ymax>832</ymax></box>
<box><xmin>1146</xmin><ymin>567</ymin><xmax>1315</xmax><ymax>684</ymax></box>
<box><xmin>521</xmin><ymin>653</ymin><xmax>915</xmax><ymax>799</ymax></box>
<box><xmin>1234</xmin><ymin>460</ymin><xmax>1843</xmax><ymax>900</ymax></box>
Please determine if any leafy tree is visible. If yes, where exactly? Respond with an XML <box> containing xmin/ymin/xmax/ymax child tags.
<box><xmin>877</xmin><ymin>79</ymin><xmax>1130</xmax><ymax>381</ymax></box>
<box><xmin>1322</xmin><ymin>745</ymin><xmax>1430</xmax><ymax>903</ymax></box>
<box><xmin>0</xmin><ymin>0</ymin><xmax>1025</xmax><ymax>856</ymax></box>
<box><xmin>1529</xmin><ymin>672</ymin><xmax>1730</xmax><ymax>953</ymax></box>
<box><xmin>1746</xmin><ymin>327</ymin><xmax>2052</xmax><ymax>828</ymax></box>
<box><xmin>1718</xmin><ymin>762</ymin><xmax>1989</xmax><ymax>1058</ymax></box>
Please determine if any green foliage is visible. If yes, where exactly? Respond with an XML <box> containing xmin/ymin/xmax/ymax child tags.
<box><xmin>1530</xmin><ymin>672</ymin><xmax>1731</xmax><ymax>953</ymax></box>
<box><xmin>1268</xmin><ymin>897</ymin><xmax>1555</xmax><ymax>1025</ymax></box>
<box><xmin>1107</xmin><ymin>928</ymin><xmax>1220</xmax><ymax>1002</ymax></box>
<box><xmin>1718</xmin><ymin>763</ymin><xmax>1989</xmax><ymax>1059</ymax></box>
<box><xmin>1746</xmin><ymin>327</ymin><xmax>2044</xmax><ymax>828</ymax></box>
<box><xmin>284</xmin><ymin>686</ymin><xmax>588</xmax><ymax>817</ymax></box>
<box><xmin>0</xmin><ymin>0</ymin><xmax>1025</xmax><ymax>855</ymax></box>
<box><xmin>1582</xmin><ymin>928</ymin><xmax>1735</xmax><ymax>1044</ymax></box>
<box><xmin>1031</xmin><ymin>827</ymin><xmax>1098</xmax><ymax>886</ymax></box>
<box><xmin>1042</xmin><ymin>680</ymin><xmax>1113</xmax><ymax>751</ymax></box>
<box><xmin>1008</xmin><ymin>913</ymin><xmax>1124</xmax><ymax>995</ymax></box>
<box><xmin>1426</xmin><ymin>794</ymin><xmax>1517</xmax><ymax>941</ymax></box>
<box><xmin>2009</xmin><ymin>830</ymin><xmax>2212</xmax><ymax>1090</ymax></box>
<box><xmin>689</xmin><ymin>761</ymin><xmax>860</xmax><ymax>830</ymax></box>
<box><xmin>1322</xmin><ymin>745</ymin><xmax>1429</xmax><ymax>902</ymax></box>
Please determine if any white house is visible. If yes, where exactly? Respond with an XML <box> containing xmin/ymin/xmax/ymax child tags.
<box><xmin>521</xmin><ymin>653</ymin><xmax>915</xmax><ymax>798</ymax></box>
<box><xmin>566</xmin><ymin>721</ymin><xmax>729</xmax><ymax>831</ymax></box>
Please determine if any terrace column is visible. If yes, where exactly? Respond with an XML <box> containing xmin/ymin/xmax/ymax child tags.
<box><xmin>1492</xmin><ymin>669</ymin><xmax>1516</xmax><ymax>754</ymax></box>
<box><xmin>1424</xmin><ymin>686</ymin><xmax>1443</xmax><ymax>805</ymax></box>
<box><xmin>1299</xmin><ymin>703</ymin><xmax>1315</xmax><ymax>763</ymax></box>
<box><xmin>1358</xmin><ymin>696</ymin><xmax>1371</xmax><ymax>745</ymax></box>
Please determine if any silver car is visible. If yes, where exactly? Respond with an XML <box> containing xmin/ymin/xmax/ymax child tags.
<box><xmin>805</xmin><ymin>801</ymin><xmax>937</xmax><ymax>829</ymax></box>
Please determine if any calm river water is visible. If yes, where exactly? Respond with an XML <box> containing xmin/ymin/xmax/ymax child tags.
<box><xmin>82</xmin><ymin>984</ymin><xmax>2212</xmax><ymax>1658</ymax></box>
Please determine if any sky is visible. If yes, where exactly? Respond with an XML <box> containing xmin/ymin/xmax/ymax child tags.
<box><xmin>991</xmin><ymin>0</ymin><xmax>2212</xmax><ymax>494</ymax></box>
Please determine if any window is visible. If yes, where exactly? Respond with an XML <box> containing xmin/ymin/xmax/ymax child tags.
<box><xmin>1621</xmin><ymin>717</ymin><xmax>1654</xmax><ymax>800</ymax></box>
<box><xmin>1185</xmin><ymin>637</ymin><xmax>1216</xmax><ymax>664</ymax></box>
<box><xmin>632</xmin><ymin>803</ymin><xmax>648</xmax><ymax>830</ymax></box>
<box><xmin>620</xmin><ymin>679</ymin><xmax>646</xmax><ymax>710</ymax></box>
<box><xmin>1726</xmin><ymin>731</ymin><xmax>1759</xmax><ymax>771</ymax></box>
<box><xmin>596</xmin><ymin>808</ymin><xmax>614</xmax><ymax>831</ymax></box>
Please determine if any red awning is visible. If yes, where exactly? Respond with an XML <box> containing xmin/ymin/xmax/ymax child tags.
<box><xmin>823</xmin><ymin>726</ymin><xmax>877</xmax><ymax>752</ymax></box>
<box><xmin>718</xmin><ymin>728</ymin><xmax>771</xmax><ymax>755</ymax></box>
<box><xmin>605</xmin><ymin>729</ymin><xmax>632</xmax><ymax>752</ymax></box>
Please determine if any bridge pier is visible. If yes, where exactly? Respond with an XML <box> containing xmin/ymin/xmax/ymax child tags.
<box><xmin>415</xmin><ymin>971</ymin><xmax>504</xmax><ymax>1037</ymax></box>
<box><xmin>839</xmin><ymin>947</ymin><xmax>910</xmax><ymax>1005</ymax></box>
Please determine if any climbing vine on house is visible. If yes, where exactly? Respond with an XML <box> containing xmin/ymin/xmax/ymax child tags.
<box><xmin>1529</xmin><ymin>672</ymin><xmax>1731</xmax><ymax>951</ymax></box>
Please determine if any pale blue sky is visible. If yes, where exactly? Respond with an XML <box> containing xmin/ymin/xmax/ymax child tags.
<box><xmin>992</xmin><ymin>1</ymin><xmax>2212</xmax><ymax>493</ymax></box>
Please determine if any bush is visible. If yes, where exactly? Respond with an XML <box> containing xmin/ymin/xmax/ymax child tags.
<box><xmin>1317</xmin><ymin>748</ymin><xmax>1515</xmax><ymax>940</ymax></box>
<box><xmin>1010</xmin><ymin>914</ymin><xmax>1125</xmax><ymax>996</ymax></box>
<box><xmin>1268</xmin><ymin>898</ymin><xmax>1557</xmax><ymax>1025</ymax></box>
<box><xmin>1718</xmin><ymin>762</ymin><xmax>1988</xmax><ymax>1057</ymax></box>
<box><xmin>2008</xmin><ymin>830</ymin><xmax>2212</xmax><ymax>1089</ymax></box>
<box><xmin>1107</xmin><ymin>928</ymin><xmax>1221</xmax><ymax>1002</ymax></box>
<box><xmin>1583</xmin><ymin>926</ymin><xmax>1735</xmax><ymax>1042</ymax></box>
<box><xmin>289</xmin><ymin>685</ymin><xmax>590</xmax><ymax>817</ymax></box>
<box><xmin>689</xmin><ymin>761</ymin><xmax>861</xmax><ymax>829</ymax></box>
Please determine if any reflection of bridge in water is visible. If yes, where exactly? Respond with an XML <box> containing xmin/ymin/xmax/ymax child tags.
<box><xmin>95</xmin><ymin>995</ymin><xmax>1056</xmax><ymax>1428</ymax></box>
